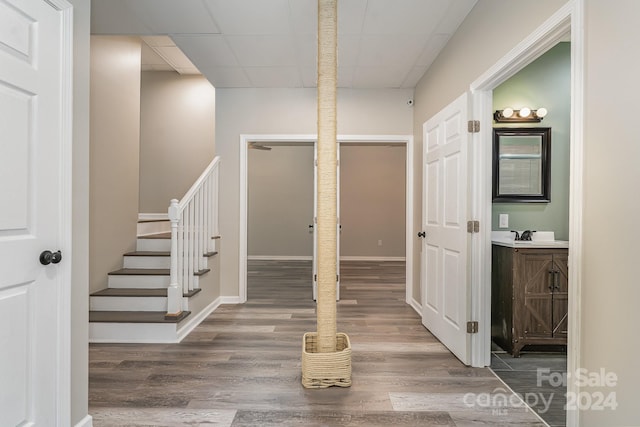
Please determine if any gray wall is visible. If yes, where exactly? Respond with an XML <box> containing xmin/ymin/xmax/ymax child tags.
<box><xmin>248</xmin><ymin>144</ymin><xmax>314</xmax><ymax>257</ymax></box>
<box><xmin>90</xmin><ymin>36</ymin><xmax>141</xmax><ymax>293</ymax></box>
<box><xmin>139</xmin><ymin>71</ymin><xmax>216</xmax><ymax>213</ymax></box>
<box><xmin>340</xmin><ymin>144</ymin><xmax>406</xmax><ymax>258</ymax></box>
<box><xmin>412</xmin><ymin>0</ymin><xmax>567</xmax><ymax>307</ymax></box>
<box><xmin>217</xmin><ymin>88</ymin><xmax>413</xmax><ymax>296</ymax></box>
<box><xmin>70</xmin><ymin>0</ymin><xmax>90</xmax><ymax>424</ymax></box>
<box><xmin>492</xmin><ymin>42</ymin><xmax>571</xmax><ymax>239</ymax></box>
<box><xmin>415</xmin><ymin>0</ymin><xmax>640</xmax><ymax>424</ymax></box>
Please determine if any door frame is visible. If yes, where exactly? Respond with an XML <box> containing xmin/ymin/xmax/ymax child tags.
<box><xmin>239</xmin><ymin>134</ymin><xmax>414</xmax><ymax>305</ymax></box>
<box><xmin>469</xmin><ymin>1</ymin><xmax>583</xmax><ymax>425</ymax></box>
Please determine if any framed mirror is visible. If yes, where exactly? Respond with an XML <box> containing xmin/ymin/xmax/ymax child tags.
<box><xmin>493</xmin><ymin>127</ymin><xmax>551</xmax><ymax>202</ymax></box>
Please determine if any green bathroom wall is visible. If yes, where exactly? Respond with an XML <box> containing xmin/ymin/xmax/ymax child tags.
<box><xmin>492</xmin><ymin>42</ymin><xmax>570</xmax><ymax>239</ymax></box>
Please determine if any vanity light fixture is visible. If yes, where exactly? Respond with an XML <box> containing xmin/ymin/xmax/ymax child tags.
<box><xmin>494</xmin><ymin>107</ymin><xmax>547</xmax><ymax>123</ymax></box>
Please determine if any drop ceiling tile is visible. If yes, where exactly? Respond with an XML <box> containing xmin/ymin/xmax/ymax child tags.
<box><xmin>173</xmin><ymin>35</ymin><xmax>239</xmax><ymax>68</ymax></box>
<box><xmin>401</xmin><ymin>66</ymin><xmax>429</xmax><ymax>88</ymax></box>
<box><xmin>362</xmin><ymin>0</ymin><xmax>449</xmax><ymax>35</ymax></box>
<box><xmin>227</xmin><ymin>35</ymin><xmax>297</xmax><ymax>67</ymax></box>
<box><xmin>352</xmin><ymin>66</ymin><xmax>406</xmax><ymax>88</ymax></box>
<box><xmin>357</xmin><ymin>35</ymin><xmax>426</xmax><ymax>69</ymax></box>
<box><xmin>414</xmin><ymin>33</ymin><xmax>450</xmax><ymax>67</ymax></box>
<box><xmin>338</xmin><ymin>0</ymin><xmax>368</xmax><ymax>35</ymax></box>
<box><xmin>141</xmin><ymin>36</ymin><xmax>174</xmax><ymax>47</ymax></box>
<box><xmin>338</xmin><ymin>36</ymin><xmax>361</xmax><ymax>68</ymax></box>
<box><xmin>127</xmin><ymin>0</ymin><xmax>220</xmax><ymax>34</ymax></box>
<box><xmin>244</xmin><ymin>67</ymin><xmax>303</xmax><ymax>88</ymax></box>
<box><xmin>288</xmin><ymin>0</ymin><xmax>368</xmax><ymax>36</ymax></box>
<box><xmin>294</xmin><ymin>34</ymin><xmax>317</xmax><ymax>68</ymax></box>
<box><xmin>201</xmin><ymin>67</ymin><xmax>251</xmax><ymax>88</ymax></box>
<box><xmin>155</xmin><ymin>46</ymin><xmax>198</xmax><ymax>70</ymax></box>
<box><xmin>141</xmin><ymin>42</ymin><xmax>168</xmax><ymax>66</ymax></box>
<box><xmin>205</xmin><ymin>0</ymin><xmax>291</xmax><ymax>35</ymax></box>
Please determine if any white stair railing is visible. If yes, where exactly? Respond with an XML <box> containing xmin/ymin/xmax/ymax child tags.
<box><xmin>167</xmin><ymin>156</ymin><xmax>220</xmax><ymax>316</ymax></box>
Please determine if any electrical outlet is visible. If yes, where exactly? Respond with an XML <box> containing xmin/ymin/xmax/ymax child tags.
<box><xmin>499</xmin><ymin>214</ymin><xmax>509</xmax><ymax>228</ymax></box>
<box><xmin>378</xmin><ymin>240</ymin><xmax>383</xmax><ymax>246</ymax></box>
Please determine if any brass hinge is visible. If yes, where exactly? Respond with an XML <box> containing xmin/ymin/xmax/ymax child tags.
<box><xmin>467</xmin><ymin>220</ymin><xmax>480</xmax><ymax>233</ymax></box>
<box><xmin>467</xmin><ymin>321</ymin><xmax>479</xmax><ymax>334</ymax></box>
<box><xmin>467</xmin><ymin>120</ymin><xmax>480</xmax><ymax>133</ymax></box>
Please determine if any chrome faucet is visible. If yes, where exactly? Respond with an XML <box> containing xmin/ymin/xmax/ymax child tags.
<box><xmin>511</xmin><ymin>230</ymin><xmax>536</xmax><ymax>241</ymax></box>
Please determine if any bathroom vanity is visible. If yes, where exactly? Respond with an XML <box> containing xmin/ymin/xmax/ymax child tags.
<box><xmin>491</xmin><ymin>232</ymin><xmax>569</xmax><ymax>357</ymax></box>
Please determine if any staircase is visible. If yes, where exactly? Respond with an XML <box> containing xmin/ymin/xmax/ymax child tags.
<box><xmin>89</xmin><ymin>156</ymin><xmax>221</xmax><ymax>343</ymax></box>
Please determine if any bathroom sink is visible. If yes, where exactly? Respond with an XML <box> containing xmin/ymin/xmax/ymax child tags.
<box><xmin>491</xmin><ymin>231</ymin><xmax>569</xmax><ymax>249</ymax></box>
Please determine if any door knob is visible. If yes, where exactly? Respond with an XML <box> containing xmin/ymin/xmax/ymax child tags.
<box><xmin>40</xmin><ymin>250</ymin><xmax>62</xmax><ymax>265</ymax></box>
<box><xmin>417</xmin><ymin>231</ymin><xmax>426</xmax><ymax>238</ymax></box>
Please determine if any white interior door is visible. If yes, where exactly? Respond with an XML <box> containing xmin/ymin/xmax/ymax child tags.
<box><xmin>421</xmin><ymin>92</ymin><xmax>471</xmax><ymax>365</ymax></box>
<box><xmin>0</xmin><ymin>0</ymin><xmax>70</xmax><ymax>424</ymax></box>
<box><xmin>312</xmin><ymin>141</ymin><xmax>340</xmax><ymax>301</ymax></box>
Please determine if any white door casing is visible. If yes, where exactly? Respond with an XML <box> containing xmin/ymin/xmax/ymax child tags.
<box><xmin>421</xmin><ymin>92</ymin><xmax>471</xmax><ymax>365</ymax></box>
<box><xmin>0</xmin><ymin>0</ymin><xmax>72</xmax><ymax>425</ymax></box>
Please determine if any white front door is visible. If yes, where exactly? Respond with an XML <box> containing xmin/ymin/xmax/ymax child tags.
<box><xmin>0</xmin><ymin>0</ymin><xmax>71</xmax><ymax>424</ymax></box>
<box><xmin>421</xmin><ymin>92</ymin><xmax>471</xmax><ymax>365</ymax></box>
<box><xmin>312</xmin><ymin>141</ymin><xmax>340</xmax><ymax>301</ymax></box>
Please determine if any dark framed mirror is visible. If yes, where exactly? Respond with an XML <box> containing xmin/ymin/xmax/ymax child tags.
<box><xmin>493</xmin><ymin>127</ymin><xmax>551</xmax><ymax>202</ymax></box>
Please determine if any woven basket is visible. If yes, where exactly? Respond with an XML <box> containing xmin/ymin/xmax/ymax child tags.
<box><xmin>301</xmin><ymin>332</ymin><xmax>352</xmax><ymax>388</ymax></box>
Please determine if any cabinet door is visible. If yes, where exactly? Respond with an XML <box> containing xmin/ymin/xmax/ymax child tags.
<box><xmin>516</xmin><ymin>251</ymin><xmax>554</xmax><ymax>338</ymax></box>
<box><xmin>552</xmin><ymin>252</ymin><xmax>569</xmax><ymax>338</ymax></box>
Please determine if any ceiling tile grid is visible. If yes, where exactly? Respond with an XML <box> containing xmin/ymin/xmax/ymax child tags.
<box><xmin>92</xmin><ymin>0</ymin><xmax>478</xmax><ymax>89</ymax></box>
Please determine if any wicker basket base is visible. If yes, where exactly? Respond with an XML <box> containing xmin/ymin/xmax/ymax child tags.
<box><xmin>301</xmin><ymin>332</ymin><xmax>352</xmax><ymax>388</ymax></box>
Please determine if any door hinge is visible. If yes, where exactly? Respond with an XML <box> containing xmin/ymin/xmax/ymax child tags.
<box><xmin>467</xmin><ymin>120</ymin><xmax>480</xmax><ymax>133</ymax></box>
<box><xmin>467</xmin><ymin>220</ymin><xmax>480</xmax><ymax>233</ymax></box>
<box><xmin>314</xmin><ymin>159</ymin><xmax>318</xmax><ymax>166</ymax></box>
<box><xmin>467</xmin><ymin>321</ymin><xmax>479</xmax><ymax>334</ymax></box>
<box><xmin>337</xmin><ymin>274</ymin><xmax>339</xmax><ymax>282</ymax></box>
<box><xmin>314</xmin><ymin>274</ymin><xmax>317</xmax><ymax>282</ymax></box>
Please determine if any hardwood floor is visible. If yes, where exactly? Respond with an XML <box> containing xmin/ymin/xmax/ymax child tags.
<box><xmin>89</xmin><ymin>260</ymin><xmax>546</xmax><ymax>426</ymax></box>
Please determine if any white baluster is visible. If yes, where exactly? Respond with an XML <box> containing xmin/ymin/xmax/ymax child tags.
<box><xmin>167</xmin><ymin>199</ymin><xmax>182</xmax><ymax>316</ymax></box>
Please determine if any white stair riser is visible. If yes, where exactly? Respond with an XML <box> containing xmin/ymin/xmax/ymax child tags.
<box><xmin>108</xmin><ymin>274</ymin><xmax>170</xmax><ymax>289</ymax></box>
<box><xmin>90</xmin><ymin>296</ymin><xmax>167</xmax><ymax>311</ymax></box>
<box><xmin>137</xmin><ymin>221</ymin><xmax>170</xmax><ymax>236</ymax></box>
<box><xmin>136</xmin><ymin>238</ymin><xmax>171</xmax><ymax>252</ymax></box>
<box><xmin>123</xmin><ymin>256</ymin><xmax>171</xmax><ymax>269</ymax></box>
<box><xmin>89</xmin><ymin>322</ymin><xmax>179</xmax><ymax>343</ymax></box>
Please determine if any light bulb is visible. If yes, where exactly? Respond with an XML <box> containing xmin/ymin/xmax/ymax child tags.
<box><xmin>502</xmin><ymin>108</ymin><xmax>514</xmax><ymax>118</ymax></box>
<box><xmin>536</xmin><ymin>107</ymin><xmax>548</xmax><ymax>118</ymax></box>
<box><xmin>519</xmin><ymin>107</ymin><xmax>531</xmax><ymax>118</ymax></box>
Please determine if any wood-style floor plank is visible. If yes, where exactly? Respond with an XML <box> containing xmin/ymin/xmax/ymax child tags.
<box><xmin>89</xmin><ymin>260</ymin><xmax>545</xmax><ymax>426</ymax></box>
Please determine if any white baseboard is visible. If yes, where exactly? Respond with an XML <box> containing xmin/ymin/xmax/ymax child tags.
<box><xmin>408</xmin><ymin>297</ymin><xmax>422</xmax><ymax>316</ymax></box>
<box><xmin>176</xmin><ymin>297</ymin><xmax>222</xmax><ymax>341</ymax></box>
<box><xmin>248</xmin><ymin>255</ymin><xmax>313</xmax><ymax>261</ymax></box>
<box><xmin>138</xmin><ymin>213</ymin><xmax>169</xmax><ymax>221</ymax></box>
<box><xmin>340</xmin><ymin>256</ymin><xmax>406</xmax><ymax>262</ymax></box>
<box><xmin>220</xmin><ymin>296</ymin><xmax>243</xmax><ymax>304</ymax></box>
<box><xmin>75</xmin><ymin>415</ymin><xmax>93</xmax><ymax>427</ymax></box>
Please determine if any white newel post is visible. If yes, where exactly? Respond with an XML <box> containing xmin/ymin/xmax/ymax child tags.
<box><xmin>167</xmin><ymin>199</ymin><xmax>182</xmax><ymax>316</ymax></box>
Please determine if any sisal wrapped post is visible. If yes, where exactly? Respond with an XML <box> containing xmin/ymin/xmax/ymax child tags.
<box><xmin>316</xmin><ymin>0</ymin><xmax>337</xmax><ymax>353</ymax></box>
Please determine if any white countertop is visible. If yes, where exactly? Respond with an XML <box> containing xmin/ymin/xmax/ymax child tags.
<box><xmin>491</xmin><ymin>231</ymin><xmax>569</xmax><ymax>249</ymax></box>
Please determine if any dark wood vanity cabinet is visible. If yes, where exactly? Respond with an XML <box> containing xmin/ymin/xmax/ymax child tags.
<box><xmin>491</xmin><ymin>245</ymin><xmax>568</xmax><ymax>357</ymax></box>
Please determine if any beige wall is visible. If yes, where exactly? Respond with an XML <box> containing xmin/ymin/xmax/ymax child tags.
<box><xmin>340</xmin><ymin>144</ymin><xmax>406</xmax><ymax>258</ymax></box>
<box><xmin>90</xmin><ymin>36</ymin><xmax>141</xmax><ymax>293</ymax></box>
<box><xmin>411</xmin><ymin>0</ymin><xmax>567</xmax><ymax>305</ymax></box>
<box><xmin>248</xmin><ymin>144</ymin><xmax>314</xmax><ymax>257</ymax></box>
<box><xmin>139</xmin><ymin>71</ymin><xmax>216</xmax><ymax>213</ymax></box>
<box><xmin>70</xmin><ymin>0</ymin><xmax>90</xmax><ymax>424</ymax></box>
<box><xmin>217</xmin><ymin>88</ymin><xmax>413</xmax><ymax>295</ymax></box>
<box><xmin>581</xmin><ymin>1</ymin><xmax>640</xmax><ymax>425</ymax></box>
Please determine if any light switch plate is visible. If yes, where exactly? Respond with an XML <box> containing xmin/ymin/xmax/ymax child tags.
<box><xmin>499</xmin><ymin>214</ymin><xmax>509</xmax><ymax>228</ymax></box>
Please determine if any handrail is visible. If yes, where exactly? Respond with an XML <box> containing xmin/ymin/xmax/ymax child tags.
<box><xmin>166</xmin><ymin>156</ymin><xmax>221</xmax><ymax>316</ymax></box>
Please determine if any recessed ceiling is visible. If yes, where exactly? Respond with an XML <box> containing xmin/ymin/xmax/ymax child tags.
<box><xmin>91</xmin><ymin>0</ymin><xmax>478</xmax><ymax>89</ymax></box>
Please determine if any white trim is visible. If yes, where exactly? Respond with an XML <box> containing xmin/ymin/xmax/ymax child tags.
<box><xmin>175</xmin><ymin>296</ymin><xmax>222</xmax><ymax>341</ymax></box>
<box><xmin>240</xmin><ymin>134</ymin><xmax>414</xmax><ymax>307</ymax></box>
<box><xmin>138</xmin><ymin>213</ymin><xmax>169</xmax><ymax>221</ymax></box>
<box><xmin>339</xmin><ymin>256</ymin><xmax>406</xmax><ymax>262</ymax></box>
<box><xmin>74</xmin><ymin>415</ymin><xmax>93</xmax><ymax>427</ymax></box>
<box><xmin>55</xmin><ymin>1</ymin><xmax>74</xmax><ymax>426</ymax></box>
<box><xmin>408</xmin><ymin>297</ymin><xmax>422</xmax><ymax>316</ymax></box>
<box><xmin>219</xmin><ymin>296</ymin><xmax>243</xmax><ymax>304</ymax></box>
<box><xmin>248</xmin><ymin>255</ymin><xmax>313</xmax><ymax>261</ymax></box>
<box><xmin>468</xmin><ymin>2</ymin><xmax>583</xmax><ymax>425</ymax></box>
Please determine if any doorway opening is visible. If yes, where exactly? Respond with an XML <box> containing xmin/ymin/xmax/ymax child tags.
<box><xmin>239</xmin><ymin>134</ymin><xmax>414</xmax><ymax>305</ymax></box>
